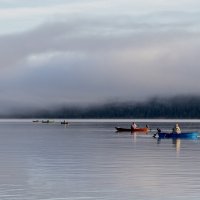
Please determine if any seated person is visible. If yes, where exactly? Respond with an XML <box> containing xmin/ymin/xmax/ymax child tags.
<box><xmin>172</xmin><ymin>123</ymin><xmax>181</xmax><ymax>134</ymax></box>
<box><xmin>131</xmin><ymin>122</ymin><xmax>137</xmax><ymax>130</ymax></box>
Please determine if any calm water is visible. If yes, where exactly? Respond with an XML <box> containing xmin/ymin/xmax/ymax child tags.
<box><xmin>0</xmin><ymin>119</ymin><xmax>200</xmax><ymax>199</ymax></box>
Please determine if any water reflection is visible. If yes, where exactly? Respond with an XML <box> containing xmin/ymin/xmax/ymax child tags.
<box><xmin>0</xmin><ymin>120</ymin><xmax>200</xmax><ymax>200</ymax></box>
<box><xmin>157</xmin><ymin>137</ymin><xmax>199</xmax><ymax>153</ymax></box>
<box><xmin>156</xmin><ymin>138</ymin><xmax>181</xmax><ymax>153</ymax></box>
<box><xmin>172</xmin><ymin>139</ymin><xmax>181</xmax><ymax>154</ymax></box>
<box><xmin>131</xmin><ymin>132</ymin><xmax>137</xmax><ymax>143</ymax></box>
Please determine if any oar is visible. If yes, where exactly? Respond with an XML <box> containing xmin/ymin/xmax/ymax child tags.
<box><xmin>153</xmin><ymin>133</ymin><xmax>157</xmax><ymax>138</ymax></box>
<box><xmin>153</xmin><ymin>128</ymin><xmax>161</xmax><ymax>138</ymax></box>
<box><xmin>146</xmin><ymin>124</ymin><xmax>152</xmax><ymax>131</ymax></box>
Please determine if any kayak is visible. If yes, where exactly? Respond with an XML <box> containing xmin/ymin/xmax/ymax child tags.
<box><xmin>115</xmin><ymin>127</ymin><xmax>149</xmax><ymax>132</ymax></box>
<box><xmin>61</xmin><ymin>121</ymin><xmax>68</xmax><ymax>124</ymax></box>
<box><xmin>158</xmin><ymin>132</ymin><xmax>198</xmax><ymax>139</ymax></box>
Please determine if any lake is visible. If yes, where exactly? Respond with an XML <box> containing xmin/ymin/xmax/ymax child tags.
<box><xmin>0</xmin><ymin>119</ymin><xmax>200</xmax><ymax>200</ymax></box>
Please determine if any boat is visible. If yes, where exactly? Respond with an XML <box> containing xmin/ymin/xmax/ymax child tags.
<box><xmin>42</xmin><ymin>120</ymin><xmax>54</xmax><ymax>123</ymax></box>
<box><xmin>158</xmin><ymin>132</ymin><xmax>198</xmax><ymax>139</ymax></box>
<box><xmin>61</xmin><ymin>121</ymin><xmax>68</xmax><ymax>125</ymax></box>
<box><xmin>115</xmin><ymin>127</ymin><xmax>131</xmax><ymax>132</ymax></box>
<box><xmin>115</xmin><ymin>127</ymin><xmax>149</xmax><ymax>132</ymax></box>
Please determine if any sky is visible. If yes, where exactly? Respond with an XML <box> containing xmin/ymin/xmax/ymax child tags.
<box><xmin>0</xmin><ymin>0</ymin><xmax>200</xmax><ymax>113</ymax></box>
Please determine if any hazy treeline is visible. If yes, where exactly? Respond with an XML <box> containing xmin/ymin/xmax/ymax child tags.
<box><xmin>5</xmin><ymin>95</ymin><xmax>200</xmax><ymax>119</ymax></box>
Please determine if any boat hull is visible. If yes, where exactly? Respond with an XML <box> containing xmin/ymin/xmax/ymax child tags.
<box><xmin>61</xmin><ymin>122</ymin><xmax>68</xmax><ymax>124</ymax></box>
<box><xmin>158</xmin><ymin>132</ymin><xmax>198</xmax><ymax>139</ymax></box>
<box><xmin>115</xmin><ymin>127</ymin><xmax>149</xmax><ymax>132</ymax></box>
<box><xmin>42</xmin><ymin>120</ymin><xmax>54</xmax><ymax>123</ymax></box>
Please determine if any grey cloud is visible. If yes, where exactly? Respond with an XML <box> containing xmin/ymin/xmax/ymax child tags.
<box><xmin>0</xmin><ymin>12</ymin><xmax>199</xmax><ymax>68</ymax></box>
<box><xmin>0</xmin><ymin>11</ymin><xmax>200</xmax><ymax>112</ymax></box>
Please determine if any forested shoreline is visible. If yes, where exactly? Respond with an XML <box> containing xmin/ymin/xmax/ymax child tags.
<box><xmin>3</xmin><ymin>96</ymin><xmax>200</xmax><ymax>119</ymax></box>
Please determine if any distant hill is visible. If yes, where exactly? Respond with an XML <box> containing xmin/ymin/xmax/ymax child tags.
<box><xmin>4</xmin><ymin>95</ymin><xmax>200</xmax><ymax>119</ymax></box>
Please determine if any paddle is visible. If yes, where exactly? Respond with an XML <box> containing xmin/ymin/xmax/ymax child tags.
<box><xmin>153</xmin><ymin>128</ymin><xmax>161</xmax><ymax>138</ymax></box>
<box><xmin>146</xmin><ymin>124</ymin><xmax>151</xmax><ymax>131</ymax></box>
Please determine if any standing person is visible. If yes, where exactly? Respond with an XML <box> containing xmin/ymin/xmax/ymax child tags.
<box><xmin>172</xmin><ymin>123</ymin><xmax>181</xmax><ymax>134</ymax></box>
<box><xmin>131</xmin><ymin>122</ymin><xmax>137</xmax><ymax>131</ymax></box>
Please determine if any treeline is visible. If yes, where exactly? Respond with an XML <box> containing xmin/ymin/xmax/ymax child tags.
<box><xmin>8</xmin><ymin>95</ymin><xmax>200</xmax><ymax>119</ymax></box>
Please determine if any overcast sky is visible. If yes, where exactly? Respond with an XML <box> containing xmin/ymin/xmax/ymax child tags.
<box><xmin>0</xmin><ymin>0</ymin><xmax>200</xmax><ymax>112</ymax></box>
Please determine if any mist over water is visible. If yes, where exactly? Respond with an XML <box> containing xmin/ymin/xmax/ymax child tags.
<box><xmin>2</xmin><ymin>95</ymin><xmax>200</xmax><ymax>119</ymax></box>
<box><xmin>0</xmin><ymin>119</ymin><xmax>200</xmax><ymax>199</ymax></box>
<box><xmin>0</xmin><ymin>0</ymin><xmax>200</xmax><ymax>121</ymax></box>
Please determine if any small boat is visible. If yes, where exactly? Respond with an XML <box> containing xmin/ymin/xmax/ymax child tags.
<box><xmin>158</xmin><ymin>132</ymin><xmax>198</xmax><ymax>139</ymax></box>
<box><xmin>115</xmin><ymin>127</ymin><xmax>149</xmax><ymax>132</ymax></box>
<box><xmin>42</xmin><ymin>120</ymin><xmax>54</xmax><ymax>123</ymax></box>
<box><xmin>61</xmin><ymin>121</ymin><xmax>68</xmax><ymax>125</ymax></box>
<box><xmin>32</xmin><ymin>120</ymin><xmax>39</xmax><ymax>123</ymax></box>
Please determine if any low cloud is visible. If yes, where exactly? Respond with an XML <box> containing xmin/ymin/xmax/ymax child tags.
<box><xmin>0</xmin><ymin>8</ymin><xmax>200</xmax><ymax>113</ymax></box>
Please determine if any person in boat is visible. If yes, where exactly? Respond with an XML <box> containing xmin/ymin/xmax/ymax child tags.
<box><xmin>131</xmin><ymin>122</ymin><xmax>137</xmax><ymax>131</ymax></box>
<box><xmin>172</xmin><ymin>123</ymin><xmax>181</xmax><ymax>134</ymax></box>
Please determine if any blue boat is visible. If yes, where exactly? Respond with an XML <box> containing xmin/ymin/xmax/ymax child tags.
<box><xmin>158</xmin><ymin>132</ymin><xmax>198</xmax><ymax>139</ymax></box>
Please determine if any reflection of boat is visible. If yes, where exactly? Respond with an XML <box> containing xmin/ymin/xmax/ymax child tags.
<box><xmin>158</xmin><ymin>132</ymin><xmax>198</xmax><ymax>139</ymax></box>
<box><xmin>115</xmin><ymin>127</ymin><xmax>149</xmax><ymax>132</ymax></box>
